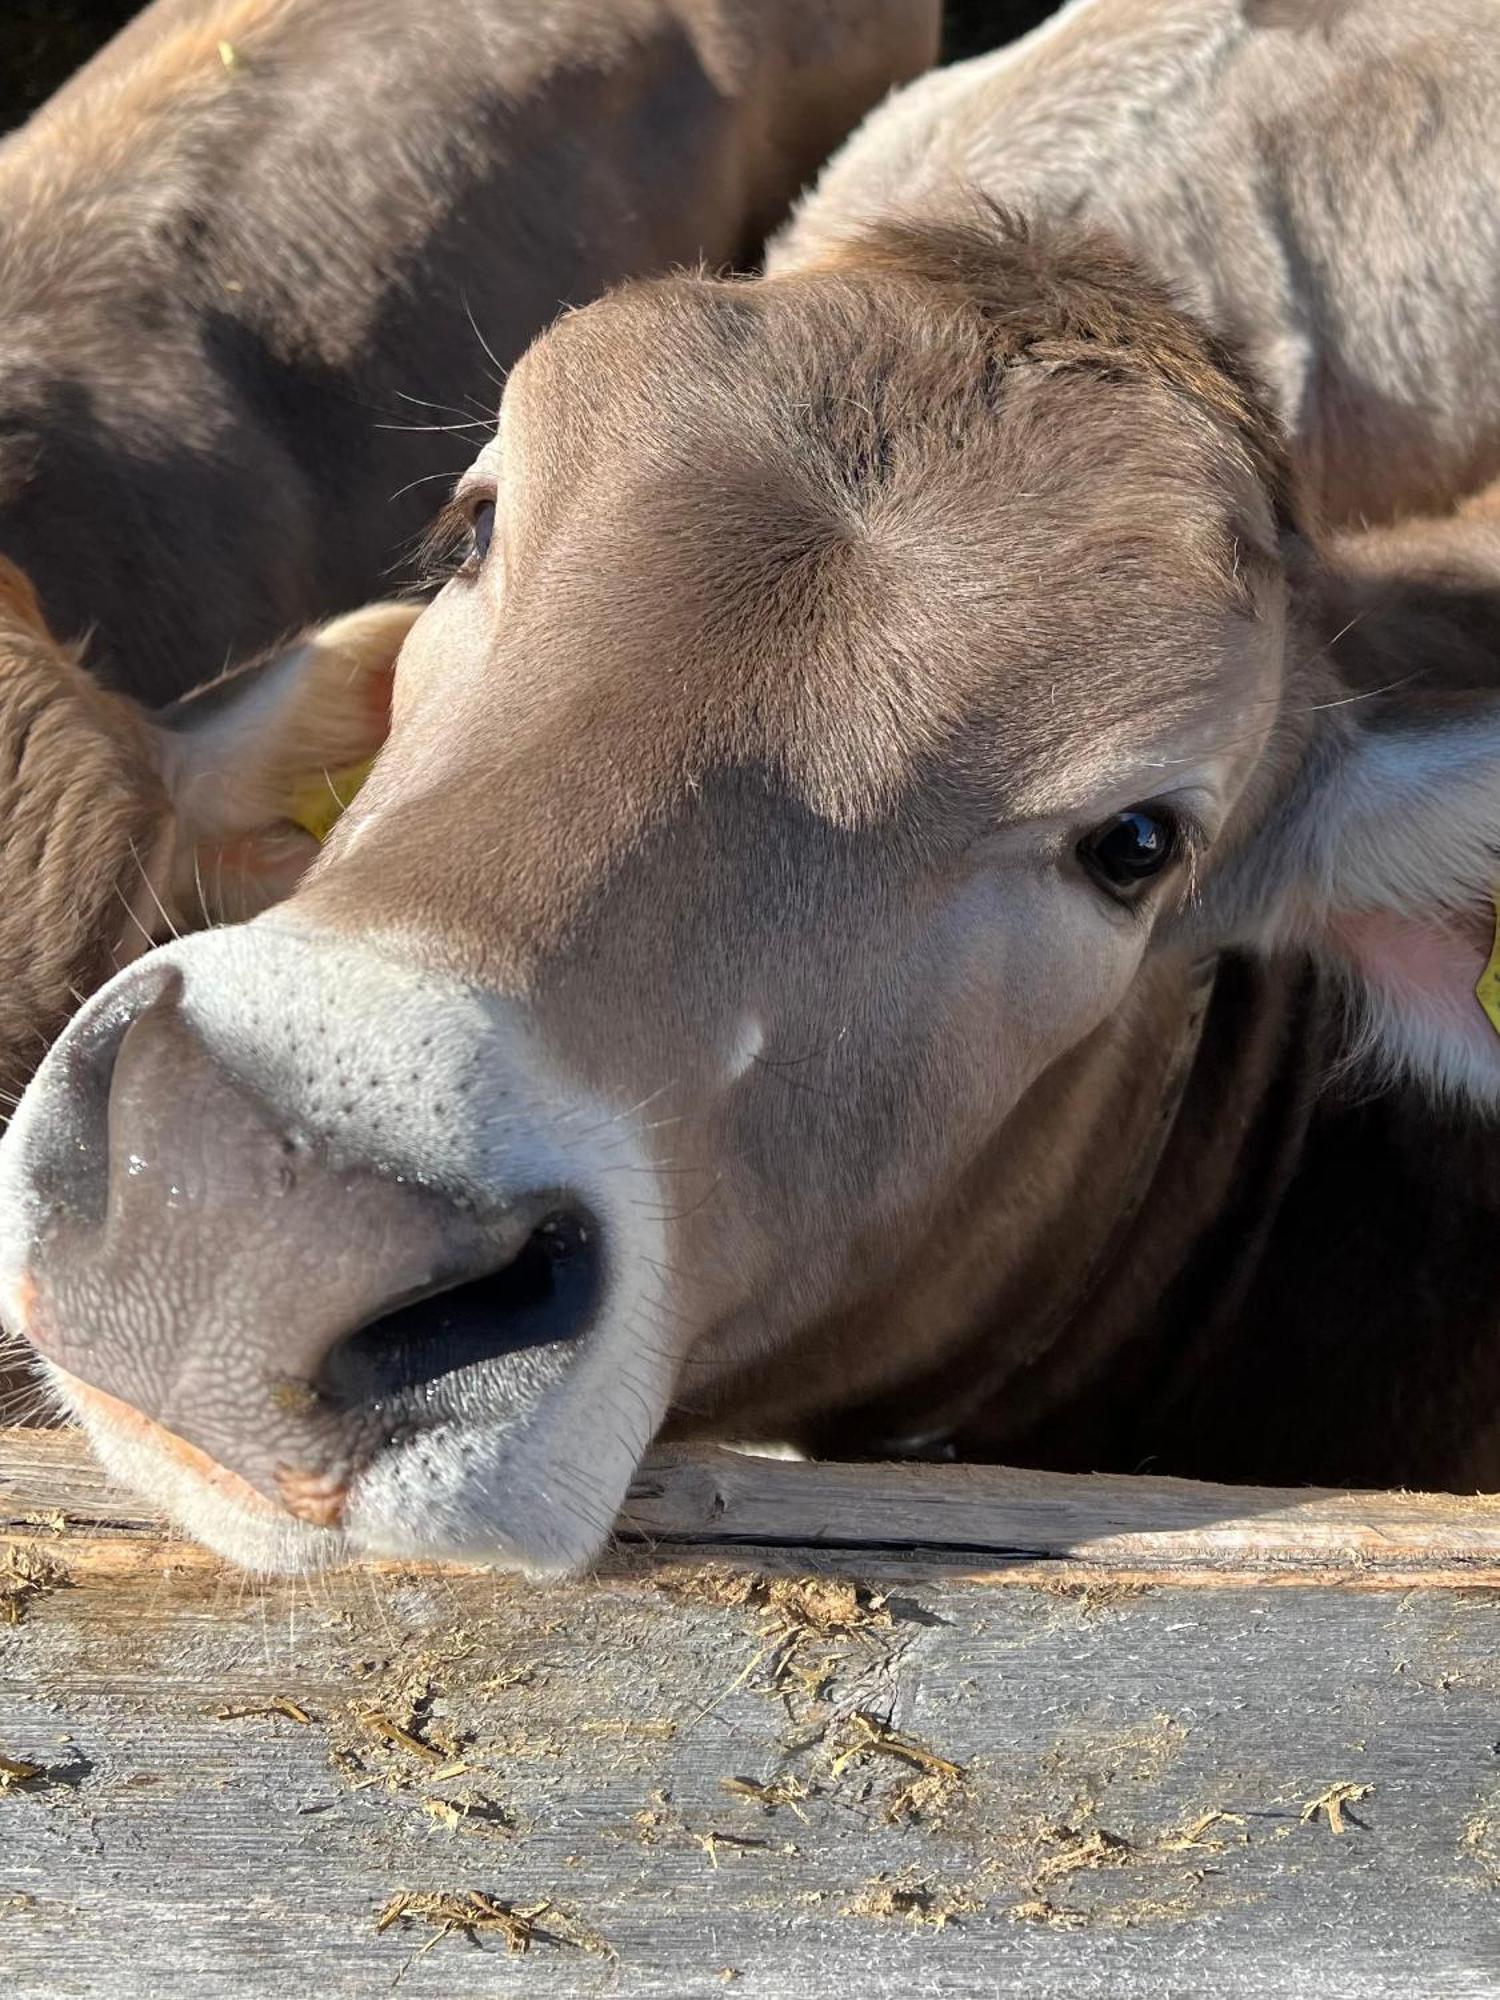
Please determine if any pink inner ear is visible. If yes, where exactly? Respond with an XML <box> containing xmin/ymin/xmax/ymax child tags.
<box><xmin>1327</xmin><ymin>903</ymin><xmax>1500</xmax><ymax>1081</ymax></box>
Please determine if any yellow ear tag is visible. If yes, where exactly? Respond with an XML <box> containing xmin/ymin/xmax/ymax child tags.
<box><xmin>1476</xmin><ymin>894</ymin><xmax>1500</xmax><ymax>1038</ymax></box>
<box><xmin>285</xmin><ymin>758</ymin><xmax>375</xmax><ymax>844</ymax></box>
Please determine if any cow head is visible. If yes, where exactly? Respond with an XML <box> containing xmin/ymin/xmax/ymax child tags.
<box><xmin>5</xmin><ymin>215</ymin><xmax>1500</xmax><ymax>1571</ymax></box>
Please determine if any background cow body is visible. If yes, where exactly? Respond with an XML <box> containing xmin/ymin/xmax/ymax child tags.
<box><xmin>774</xmin><ymin>0</ymin><xmax>1500</xmax><ymax>532</ymax></box>
<box><xmin>9</xmin><ymin>0</ymin><xmax>1500</xmax><ymax>1570</ymax></box>
<box><xmin>0</xmin><ymin>3</ymin><xmax>1057</xmax><ymax>134</ymax></box>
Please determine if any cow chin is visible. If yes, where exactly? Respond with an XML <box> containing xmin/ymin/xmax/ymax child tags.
<box><xmin>347</xmin><ymin>1416</ymin><xmax>645</xmax><ymax>1579</ymax></box>
<box><xmin>344</xmin><ymin>1318</ymin><xmax>677</xmax><ymax>1577</ymax></box>
<box><xmin>48</xmin><ymin>1326</ymin><xmax>672</xmax><ymax>1580</ymax></box>
<box><xmin>51</xmin><ymin>1365</ymin><xmax>346</xmax><ymax>1577</ymax></box>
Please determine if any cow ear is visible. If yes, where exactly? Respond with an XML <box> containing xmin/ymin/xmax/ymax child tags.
<box><xmin>155</xmin><ymin>601</ymin><xmax>420</xmax><ymax>924</ymax></box>
<box><xmin>1208</xmin><ymin>695</ymin><xmax>1500</xmax><ymax>1107</ymax></box>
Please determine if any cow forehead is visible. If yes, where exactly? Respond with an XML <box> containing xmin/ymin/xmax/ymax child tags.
<box><xmin>471</xmin><ymin>289</ymin><xmax>1283</xmax><ymax>831</ymax></box>
<box><xmin>507</xmin><ymin>264</ymin><xmax>1278</xmax><ymax>533</ymax></box>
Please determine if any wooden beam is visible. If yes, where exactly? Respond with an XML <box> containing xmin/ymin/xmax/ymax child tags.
<box><xmin>5</xmin><ymin>1427</ymin><xmax>1500</xmax><ymax>1997</ymax></box>
<box><xmin>7</xmin><ymin>1426</ymin><xmax>1500</xmax><ymax>1587</ymax></box>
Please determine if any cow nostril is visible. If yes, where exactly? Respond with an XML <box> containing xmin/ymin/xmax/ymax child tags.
<box><xmin>16</xmin><ymin>966</ymin><xmax>188</xmax><ymax>1234</ymax></box>
<box><xmin>316</xmin><ymin>1203</ymin><xmax>602</xmax><ymax>1406</ymax></box>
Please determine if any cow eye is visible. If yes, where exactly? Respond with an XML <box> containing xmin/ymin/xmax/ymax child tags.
<box><xmin>1077</xmin><ymin>806</ymin><xmax>1179</xmax><ymax>900</ymax></box>
<box><xmin>467</xmin><ymin>497</ymin><xmax>496</xmax><ymax>566</ymax></box>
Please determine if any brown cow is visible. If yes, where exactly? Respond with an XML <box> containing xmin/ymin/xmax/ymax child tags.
<box><xmin>8</xmin><ymin>0</ymin><xmax>1500</xmax><ymax>1574</ymax></box>
<box><xmin>0</xmin><ymin>0</ymin><xmax>939</xmax><ymax>1099</ymax></box>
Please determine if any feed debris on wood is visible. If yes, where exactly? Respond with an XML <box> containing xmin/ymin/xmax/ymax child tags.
<box><xmin>719</xmin><ymin>1774</ymin><xmax>811</xmax><ymax>1822</ymax></box>
<box><xmin>1033</xmin><ymin>1826</ymin><xmax>1134</xmax><ymax>1883</ymax></box>
<box><xmin>668</xmin><ymin>1566</ymin><xmax>895</xmax><ymax>1708</ymax></box>
<box><xmin>213</xmin><ymin>1696</ymin><xmax>314</xmax><ymax>1725</ymax></box>
<box><xmin>374</xmin><ymin>1889</ymin><xmax>614</xmax><ymax>1975</ymax></box>
<box><xmin>695</xmin><ymin>1829</ymin><xmax>787</xmax><ymax>1869</ymax></box>
<box><xmin>1159</xmin><ymin>1809</ymin><xmax>1247</xmax><ymax>1852</ymax></box>
<box><xmin>0</xmin><ymin>1545</ymin><xmax>67</xmax><ymax>1624</ymax></box>
<box><xmin>0</xmin><ymin>1749</ymin><xmax>45</xmax><ymax>1791</ymax></box>
<box><xmin>1009</xmin><ymin>1897</ymin><xmax>1088</xmax><ymax>1929</ymax></box>
<box><xmin>843</xmin><ymin>1873</ymin><xmax>977</xmax><ymax>1928</ymax></box>
<box><xmin>359</xmin><ymin>1711</ymin><xmax>447</xmax><ymax>1765</ymax></box>
<box><xmin>1299</xmin><ymin>1782</ymin><xmax>1374</xmax><ymax>1836</ymax></box>
<box><xmin>829</xmin><ymin>1711</ymin><xmax>966</xmax><ymax>1784</ymax></box>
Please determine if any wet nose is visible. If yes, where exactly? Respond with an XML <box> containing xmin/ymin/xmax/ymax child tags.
<box><xmin>2</xmin><ymin>960</ymin><xmax>603</xmax><ymax>1512</ymax></box>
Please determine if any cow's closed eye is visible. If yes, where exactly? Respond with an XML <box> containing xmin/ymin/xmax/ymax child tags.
<box><xmin>1076</xmin><ymin>805</ymin><xmax>1182</xmax><ymax>903</ymax></box>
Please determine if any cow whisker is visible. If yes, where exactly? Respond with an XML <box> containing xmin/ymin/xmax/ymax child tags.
<box><xmin>372</xmin><ymin>417</ymin><xmax>492</xmax><ymax>436</ymax></box>
<box><xmin>387</xmin><ymin>468</ymin><xmax>471</xmax><ymax>507</ymax></box>
<box><xmin>126</xmin><ymin>837</ymin><xmax>180</xmax><ymax>942</ymax></box>
<box><xmin>462</xmin><ymin>289</ymin><xmax>509</xmax><ymax>396</ymax></box>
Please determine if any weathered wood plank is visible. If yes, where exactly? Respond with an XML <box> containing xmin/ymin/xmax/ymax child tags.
<box><xmin>4</xmin><ymin>1512</ymin><xmax>1500</xmax><ymax>1995</ymax></box>
<box><xmin>622</xmin><ymin>1447</ymin><xmax>1500</xmax><ymax>1583</ymax></box>
<box><xmin>10</xmin><ymin>1426</ymin><xmax>1500</xmax><ymax>1585</ymax></box>
<box><xmin>3</xmin><ymin>1427</ymin><xmax>1500</xmax><ymax>1995</ymax></box>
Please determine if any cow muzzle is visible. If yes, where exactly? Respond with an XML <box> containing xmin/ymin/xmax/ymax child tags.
<box><xmin>0</xmin><ymin>925</ymin><xmax>672</xmax><ymax>1573</ymax></box>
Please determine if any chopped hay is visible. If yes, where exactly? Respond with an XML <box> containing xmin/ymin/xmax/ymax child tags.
<box><xmin>1299</xmin><ymin>1782</ymin><xmax>1373</xmax><ymax>1836</ymax></box>
<box><xmin>829</xmin><ymin>1711</ymin><xmax>965</xmax><ymax>1783</ymax></box>
<box><xmin>0</xmin><ymin>1545</ymin><xmax>67</xmax><ymax>1625</ymax></box>
<box><xmin>720</xmin><ymin>1774</ymin><xmax>811</xmax><ymax>1822</ymax></box>
<box><xmin>1035</xmin><ymin>1579</ymin><xmax>1153</xmax><ymax>1616</ymax></box>
<box><xmin>695</xmin><ymin>1830</ymin><xmax>789</xmax><ymax>1869</ymax></box>
<box><xmin>374</xmin><ymin>1890</ymin><xmax>612</xmax><ymax>1969</ymax></box>
<box><xmin>632</xmin><ymin>1788</ymin><xmax>680</xmax><ymax>1847</ymax></box>
<box><xmin>684</xmin><ymin>1569</ymin><xmax>898</xmax><ymax>1722</ymax></box>
<box><xmin>0</xmin><ymin>1750</ymin><xmax>45</xmax><ymax>1791</ymax></box>
<box><xmin>1159</xmin><ymin>1809</ymin><xmax>1246</xmax><ymax>1853</ymax></box>
<box><xmin>577</xmin><ymin>1718</ymin><xmax>677</xmax><ymax>1742</ymax></box>
<box><xmin>844</xmin><ymin>1874</ymin><xmax>976</xmax><ymax>1928</ymax></box>
<box><xmin>1034</xmin><ymin>1826</ymin><xmax>1133</xmax><ymax>1883</ymax></box>
<box><xmin>658</xmin><ymin>1567</ymin><xmax>892</xmax><ymax>1635</ymax></box>
<box><xmin>763</xmin><ymin>1577</ymin><xmax>892</xmax><ymax>1640</ymax></box>
<box><xmin>883</xmin><ymin>1768</ymin><xmax>962</xmax><ymax>1826</ymax></box>
<box><xmin>655</xmin><ymin>1565</ymin><xmax>761</xmax><ymax>1612</ymax></box>
<box><xmin>1461</xmin><ymin>1808</ymin><xmax>1500</xmax><ymax>1882</ymax></box>
<box><xmin>326</xmin><ymin>1639</ymin><xmax>529</xmax><ymax>1841</ymax></box>
<box><xmin>358</xmin><ymin>1710</ymin><xmax>447</xmax><ymax>1765</ymax></box>
<box><xmin>420</xmin><ymin>1794</ymin><xmax>517</xmax><ymax>1838</ymax></box>
<box><xmin>214</xmin><ymin>1697</ymin><xmax>314</xmax><ymax>1725</ymax></box>
<box><xmin>474</xmin><ymin>1666</ymin><xmax>536</xmax><ymax>1695</ymax></box>
<box><xmin>1009</xmin><ymin>1897</ymin><xmax>1087</xmax><ymax>1929</ymax></box>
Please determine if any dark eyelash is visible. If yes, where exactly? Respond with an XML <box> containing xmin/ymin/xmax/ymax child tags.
<box><xmin>414</xmin><ymin>498</ymin><xmax>479</xmax><ymax>586</ymax></box>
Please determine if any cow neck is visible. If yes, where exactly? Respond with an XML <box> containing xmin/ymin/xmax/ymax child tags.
<box><xmin>886</xmin><ymin>954</ymin><xmax>1232</xmax><ymax>1457</ymax></box>
<box><xmin>951</xmin><ymin>951</ymin><xmax>1222</xmax><ymax>1438</ymax></box>
<box><xmin>944</xmin><ymin>950</ymin><xmax>1326</xmax><ymax>1466</ymax></box>
<box><xmin>746</xmin><ymin>948</ymin><xmax>1243</xmax><ymax>1456</ymax></box>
